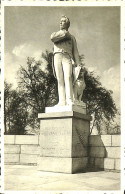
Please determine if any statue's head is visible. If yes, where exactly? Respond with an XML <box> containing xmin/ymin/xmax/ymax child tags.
<box><xmin>60</xmin><ymin>15</ymin><xmax>70</xmax><ymax>30</ymax></box>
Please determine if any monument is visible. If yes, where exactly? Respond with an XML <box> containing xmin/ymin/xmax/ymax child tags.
<box><xmin>38</xmin><ymin>16</ymin><xmax>91</xmax><ymax>173</ymax></box>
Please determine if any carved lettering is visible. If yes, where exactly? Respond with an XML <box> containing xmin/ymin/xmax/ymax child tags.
<box><xmin>41</xmin><ymin>128</ymin><xmax>70</xmax><ymax>136</ymax></box>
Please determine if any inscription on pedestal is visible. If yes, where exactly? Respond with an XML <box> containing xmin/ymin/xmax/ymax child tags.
<box><xmin>40</xmin><ymin>119</ymin><xmax>72</xmax><ymax>157</ymax></box>
<box><xmin>41</xmin><ymin>127</ymin><xmax>71</xmax><ymax>136</ymax></box>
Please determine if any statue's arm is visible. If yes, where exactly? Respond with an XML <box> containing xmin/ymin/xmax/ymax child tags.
<box><xmin>50</xmin><ymin>30</ymin><xmax>71</xmax><ymax>43</ymax></box>
<box><xmin>72</xmin><ymin>36</ymin><xmax>80</xmax><ymax>66</ymax></box>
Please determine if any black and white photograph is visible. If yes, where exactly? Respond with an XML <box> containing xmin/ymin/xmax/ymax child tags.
<box><xmin>1</xmin><ymin>1</ymin><xmax>125</xmax><ymax>193</ymax></box>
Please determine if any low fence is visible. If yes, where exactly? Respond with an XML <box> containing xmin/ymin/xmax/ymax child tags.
<box><xmin>88</xmin><ymin>135</ymin><xmax>120</xmax><ymax>172</ymax></box>
<box><xmin>4</xmin><ymin>135</ymin><xmax>120</xmax><ymax>172</ymax></box>
<box><xmin>4</xmin><ymin>135</ymin><xmax>40</xmax><ymax>165</ymax></box>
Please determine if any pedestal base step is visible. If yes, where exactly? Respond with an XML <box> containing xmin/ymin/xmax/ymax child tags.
<box><xmin>38</xmin><ymin>157</ymin><xmax>88</xmax><ymax>174</ymax></box>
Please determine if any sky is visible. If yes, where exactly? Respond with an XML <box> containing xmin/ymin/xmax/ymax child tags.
<box><xmin>4</xmin><ymin>6</ymin><xmax>120</xmax><ymax>109</ymax></box>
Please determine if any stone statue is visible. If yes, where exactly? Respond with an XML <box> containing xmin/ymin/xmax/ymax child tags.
<box><xmin>50</xmin><ymin>15</ymin><xmax>85</xmax><ymax>106</ymax></box>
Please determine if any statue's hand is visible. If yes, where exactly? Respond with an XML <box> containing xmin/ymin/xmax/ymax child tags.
<box><xmin>50</xmin><ymin>30</ymin><xmax>70</xmax><ymax>43</ymax></box>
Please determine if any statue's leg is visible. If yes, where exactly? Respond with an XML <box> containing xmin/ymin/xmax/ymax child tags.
<box><xmin>62</xmin><ymin>54</ymin><xmax>73</xmax><ymax>105</ymax></box>
<box><xmin>54</xmin><ymin>54</ymin><xmax>66</xmax><ymax>105</ymax></box>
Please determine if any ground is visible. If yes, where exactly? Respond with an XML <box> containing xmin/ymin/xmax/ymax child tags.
<box><xmin>4</xmin><ymin>165</ymin><xmax>120</xmax><ymax>191</ymax></box>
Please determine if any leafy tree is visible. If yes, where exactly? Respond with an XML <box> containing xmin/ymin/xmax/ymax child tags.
<box><xmin>17</xmin><ymin>51</ymin><xmax>58</xmax><ymax>132</ymax></box>
<box><xmin>4</xmin><ymin>81</ymin><xmax>12</xmax><ymax>133</ymax></box>
<box><xmin>98</xmin><ymin>111</ymin><xmax>120</xmax><ymax>135</ymax></box>
<box><xmin>4</xmin><ymin>81</ymin><xmax>28</xmax><ymax>134</ymax></box>
<box><xmin>82</xmin><ymin>70</ymin><xmax>117</xmax><ymax>134</ymax></box>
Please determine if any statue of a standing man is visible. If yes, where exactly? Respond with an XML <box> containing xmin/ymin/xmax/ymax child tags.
<box><xmin>50</xmin><ymin>15</ymin><xmax>81</xmax><ymax>106</ymax></box>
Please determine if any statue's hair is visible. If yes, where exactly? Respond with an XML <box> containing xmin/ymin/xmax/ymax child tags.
<box><xmin>61</xmin><ymin>15</ymin><xmax>70</xmax><ymax>28</ymax></box>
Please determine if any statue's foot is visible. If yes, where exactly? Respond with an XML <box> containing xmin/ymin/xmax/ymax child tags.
<box><xmin>54</xmin><ymin>102</ymin><xmax>66</xmax><ymax>107</ymax></box>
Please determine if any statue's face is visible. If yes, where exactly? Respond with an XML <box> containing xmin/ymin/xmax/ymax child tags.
<box><xmin>60</xmin><ymin>18</ymin><xmax>68</xmax><ymax>30</ymax></box>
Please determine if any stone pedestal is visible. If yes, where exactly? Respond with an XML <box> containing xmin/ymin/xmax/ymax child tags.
<box><xmin>38</xmin><ymin>108</ymin><xmax>91</xmax><ymax>173</ymax></box>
